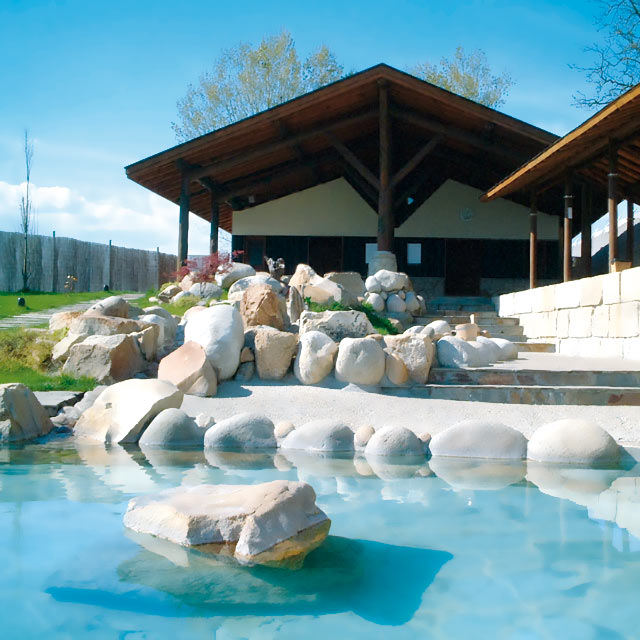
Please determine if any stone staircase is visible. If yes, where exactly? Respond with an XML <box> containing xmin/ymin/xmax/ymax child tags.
<box><xmin>414</xmin><ymin>296</ymin><xmax>555</xmax><ymax>353</ymax></box>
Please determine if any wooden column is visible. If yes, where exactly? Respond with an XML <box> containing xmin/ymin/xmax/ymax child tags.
<box><xmin>627</xmin><ymin>198</ymin><xmax>634</xmax><ymax>265</ymax></box>
<box><xmin>377</xmin><ymin>80</ymin><xmax>393</xmax><ymax>251</ymax></box>
<box><xmin>557</xmin><ymin>216</ymin><xmax>563</xmax><ymax>280</ymax></box>
<box><xmin>209</xmin><ymin>194</ymin><xmax>219</xmax><ymax>255</ymax></box>
<box><xmin>529</xmin><ymin>193</ymin><xmax>538</xmax><ymax>289</ymax></box>
<box><xmin>178</xmin><ymin>174</ymin><xmax>190</xmax><ymax>268</ymax></box>
<box><xmin>563</xmin><ymin>175</ymin><xmax>573</xmax><ymax>282</ymax></box>
<box><xmin>581</xmin><ymin>183</ymin><xmax>592</xmax><ymax>278</ymax></box>
<box><xmin>608</xmin><ymin>142</ymin><xmax>619</xmax><ymax>269</ymax></box>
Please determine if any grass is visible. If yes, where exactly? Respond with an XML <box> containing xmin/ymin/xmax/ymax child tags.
<box><xmin>0</xmin><ymin>290</ymin><xmax>125</xmax><ymax>319</ymax></box>
<box><xmin>135</xmin><ymin>285</ymin><xmax>229</xmax><ymax>317</ymax></box>
<box><xmin>306</xmin><ymin>299</ymin><xmax>399</xmax><ymax>335</ymax></box>
<box><xmin>0</xmin><ymin>327</ymin><xmax>96</xmax><ymax>391</ymax></box>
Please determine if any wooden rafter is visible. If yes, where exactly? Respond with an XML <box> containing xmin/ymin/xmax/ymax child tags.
<box><xmin>325</xmin><ymin>132</ymin><xmax>380</xmax><ymax>190</ymax></box>
<box><xmin>390</xmin><ymin>135</ymin><xmax>441</xmax><ymax>188</ymax></box>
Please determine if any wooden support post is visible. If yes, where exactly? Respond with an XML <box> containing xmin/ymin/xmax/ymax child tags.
<box><xmin>627</xmin><ymin>198</ymin><xmax>634</xmax><ymax>265</ymax></box>
<box><xmin>608</xmin><ymin>142</ymin><xmax>619</xmax><ymax>269</ymax></box>
<box><xmin>529</xmin><ymin>193</ymin><xmax>537</xmax><ymax>289</ymax></box>
<box><xmin>178</xmin><ymin>174</ymin><xmax>190</xmax><ymax>268</ymax></box>
<box><xmin>581</xmin><ymin>183</ymin><xmax>592</xmax><ymax>278</ymax></box>
<box><xmin>210</xmin><ymin>194</ymin><xmax>219</xmax><ymax>255</ymax></box>
<box><xmin>557</xmin><ymin>215</ymin><xmax>563</xmax><ymax>280</ymax></box>
<box><xmin>563</xmin><ymin>175</ymin><xmax>573</xmax><ymax>282</ymax></box>
<box><xmin>377</xmin><ymin>80</ymin><xmax>393</xmax><ymax>251</ymax></box>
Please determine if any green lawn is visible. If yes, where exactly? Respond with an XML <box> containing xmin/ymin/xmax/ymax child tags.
<box><xmin>0</xmin><ymin>361</ymin><xmax>96</xmax><ymax>391</ymax></box>
<box><xmin>0</xmin><ymin>290</ymin><xmax>124</xmax><ymax>319</ymax></box>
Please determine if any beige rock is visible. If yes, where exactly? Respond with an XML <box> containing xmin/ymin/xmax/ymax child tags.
<box><xmin>123</xmin><ymin>480</ymin><xmax>330</xmax><ymax>567</ymax></box>
<box><xmin>275</xmin><ymin>421</ymin><xmax>295</xmax><ymax>440</ymax></box>
<box><xmin>383</xmin><ymin>333</ymin><xmax>433</xmax><ymax>384</ymax></box>
<box><xmin>52</xmin><ymin>333</ymin><xmax>87</xmax><ymax>363</ymax></box>
<box><xmin>86</xmin><ymin>295</ymin><xmax>130</xmax><ymax>318</ymax></box>
<box><xmin>385</xmin><ymin>352</ymin><xmax>409</xmax><ymax>385</ymax></box>
<box><xmin>254</xmin><ymin>327</ymin><xmax>298</xmax><ymax>380</ymax></box>
<box><xmin>134</xmin><ymin>325</ymin><xmax>160</xmax><ymax>361</ymax></box>
<box><xmin>289</xmin><ymin>264</ymin><xmax>317</xmax><ymax>291</ymax></box>
<box><xmin>287</xmin><ymin>285</ymin><xmax>305</xmax><ymax>323</ymax></box>
<box><xmin>49</xmin><ymin>310</ymin><xmax>84</xmax><ymax>332</ymax></box>
<box><xmin>335</xmin><ymin>337</ymin><xmax>385</xmax><ymax>386</ymax></box>
<box><xmin>158</xmin><ymin>341</ymin><xmax>217</xmax><ymax>397</ymax></box>
<box><xmin>293</xmin><ymin>330</ymin><xmax>338</xmax><ymax>385</ymax></box>
<box><xmin>324</xmin><ymin>271</ymin><xmax>366</xmax><ymax>297</ymax></box>
<box><xmin>299</xmin><ymin>310</ymin><xmax>374</xmax><ymax>342</ymax></box>
<box><xmin>240</xmin><ymin>283</ymin><xmax>287</xmax><ymax>330</ymax></box>
<box><xmin>354</xmin><ymin>425</ymin><xmax>375</xmax><ymax>449</ymax></box>
<box><xmin>182</xmin><ymin>305</ymin><xmax>207</xmax><ymax>323</ymax></box>
<box><xmin>70</xmin><ymin>314</ymin><xmax>147</xmax><ymax>337</ymax></box>
<box><xmin>0</xmin><ymin>383</ymin><xmax>53</xmax><ymax>443</ymax></box>
<box><xmin>240</xmin><ymin>346</ymin><xmax>254</xmax><ymax>362</ymax></box>
<box><xmin>62</xmin><ymin>334</ymin><xmax>144</xmax><ymax>383</ymax></box>
<box><xmin>74</xmin><ymin>379</ymin><xmax>184</xmax><ymax>444</ymax></box>
<box><xmin>179</xmin><ymin>274</ymin><xmax>195</xmax><ymax>291</ymax></box>
<box><xmin>158</xmin><ymin>284</ymin><xmax>181</xmax><ymax>302</ymax></box>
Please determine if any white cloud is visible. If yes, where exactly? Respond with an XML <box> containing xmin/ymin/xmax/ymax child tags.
<box><xmin>0</xmin><ymin>180</ymin><xmax>228</xmax><ymax>255</ymax></box>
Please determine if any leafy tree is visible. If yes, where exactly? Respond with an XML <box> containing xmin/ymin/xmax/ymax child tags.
<box><xmin>409</xmin><ymin>46</ymin><xmax>514</xmax><ymax>109</ymax></box>
<box><xmin>572</xmin><ymin>0</ymin><xmax>640</xmax><ymax>108</ymax></box>
<box><xmin>172</xmin><ymin>31</ymin><xmax>344</xmax><ymax>140</ymax></box>
<box><xmin>19</xmin><ymin>131</ymin><xmax>36</xmax><ymax>292</ymax></box>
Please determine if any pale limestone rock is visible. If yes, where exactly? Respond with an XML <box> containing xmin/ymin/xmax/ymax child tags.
<box><xmin>289</xmin><ymin>264</ymin><xmax>317</xmax><ymax>291</ymax></box>
<box><xmin>217</xmin><ymin>262</ymin><xmax>256</xmax><ymax>289</ymax></box>
<box><xmin>86</xmin><ymin>295</ymin><xmax>130</xmax><ymax>318</ymax></box>
<box><xmin>335</xmin><ymin>337</ymin><xmax>385</xmax><ymax>385</ymax></box>
<box><xmin>195</xmin><ymin>413</ymin><xmax>215</xmax><ymax>430</ymax></box>
<box><xmin>139</xmin><ymin>408</ymin><xmax>204</xmax><ymax>447</ymax></box>
<box><xmin>158</xmin><ymin>341</ymin><xmax>217</xmax><ymax>397</ymax></box>
<box><xmin>303</xmin><ymin>277</ymin><xmax>354</xmax><ymax>306</ymax></box>
<box><xmin>0</xmin><ymin>383</ymin><xmax>53</xmax><ymax>444</ymax></box>
<box><xmin>476</xmin><ymin>335</ymin><xmax>502</xmax><ymax>361</ymax></box>
<box><xmin>139</xmin><ymin>313</ymin><xmax>177</xmax><ymax>347</ymax></box>
<box><xmin>364</xmin><ymin>425</ymin><xmax>424</xmax><ymax>457</ymax></box>
<box><xmin>240</xmin><ymin>346</ymin><xmax>254</xmax><ymax>362</ymax></box>
<box><xmin>240</xmin><ymin>283</ymin><xmax>287</xmax><ymax>330</ymax></box>
<box><xmin>70</xmin><ymin>314</ymin><xmax>147</xmax><ymax>338</ymax></box>
<box><xmin>235</xmin><ymin>361</ymin><xmax>255</xmax><ymax>382</ymax></box>
<box><xmin>299</xmin><ymin>310</ymin><xmax>374</xmax><ymax>342</ymax></box>
<box><xmin>404</xmin><ymin>291</ymin><xmax>420</xmax><ymax>315</ymax></box>
<box><xmin>189</xmin><ymin>282</ymin><xmax>223</xmax><ymax>299</ymax></box>
<box><xmin>426</xmin><ymin>320</ymin><xmax>452</xmax><ymax>340</ymax></box>
<box><xmin>280</xmin><ymin>419</ymin><xmax>354</xmax><ymax>452</ymax></box>
<box><xmin>229</xmin><ymin>274</ymin><xmax>284</xmax><ymax>297</ymax></box>
<box><xmin>385</xmin><ymin>352</ymin><xmax>409</xmax><ymax>385</ymax></box>
<box><xmin>274</xmin><ymin>421</ymin><xmax>295</xmax><ymax>441</ymax></box>
<box><xmin>179</xmin><ymin>274</ymin><xmax>195</xmax><ymax>291</ymax></box>
<box><xmin>365</xmin><ymin>292</ymin><xmax>385</xmax><ymax>312</ymax></box>
<box><xmin>386</xmin><ymin>293</ymin><xmax>406</xmax><ymax>313</ymax></box>
<box><xmin>158</xmin><ymin>284</ymin><xmax>181</xmax><ymax>302</ymax></box>
<box><xmin>254</xmin><ymin>327</ymin><xmax>298</xmax><ymax>380</ymax></box>
<box><xmin>143</xmin><ymin>306</ymin><xmax>177</xmax><ymax>325</ymax></box>
<box><xmin>74</xmin><ymin>379</ymin><xmax>184</xmax><ymax>444</ymax></box>
<box><xmin>354</xmin><ymin>425</ymin><xmax>375</xmax><ymax>450</ymax></box>
<box><xmin>527</xmin><ymin>419</ymin><xmax>620</xmax><ymax>464</ymax></box>
<box><xmin>373</xmin><ymin>269</ymin><xmax>410</xmax><ymax>292</ymax></box>
<box><xmin>436</xmin><ymin>335</ymin><xmax>494</xmax><ymax>368</ymax></box>
<box><xmin>490</xmin><ymin>337</ymin><xmax>518</xmax><ymax>360</ymax></box>
<box><xmin>171</xmin><ymin>290</ymin><xmax>195</xmax><ymax>304</ymax></box>
<box><xmin>52</xmin><ymin>333</ymin><xmax>87</xmax><ymax>363</ymax></box>
<box><xmin>365</xmin><ymin>275</ymin><xmax>382</xmax><ymax>293</ymax></box>
<box><xmin>133</xmin><ymin>325</ymin><xmax>160</xmax><ymax>361</ymax></box>
<box><xmin>182</xmin><ymin>305</ymin><xmax>207</xmax><ymax>324</ymax></box>
<box><xmin>430</xmin><ymin>420</ymin><xmax>528</xmax><ymax>459</ymax></box>
<box><xmin>49</xmin><ymin>310</ymin><xmax>84</xmax><ymax>332</ymax></box>
<box><xmin>123</xmin><ymin>480</ymin><xmax>330</xmax><ymax>566</ymax></box>
<box><xmin>324</xmin><ymin>271</ymin><xmax>365</xmax><ymax>297</ymax></box>
<box><xmin>62</xmin><ymin>334</ymin><xmax>144</xmax><ymax>383</ymax></box>
<box><xmin>383</xmin><ymin>333</ymin><xmax>433</xmax><ymax>384</ymax></box>
<box><xmin>287</xmin><ymin>285</ymin><xmax>305</xmax><ymax>323</ymax></box>
<box><xmin>204</xmin><ymin>412</ymin><xmax>276</xmax><ymax>450</ymax></box>
<box><xmin>293</xmin><ymin>330</ymin><xmax>338</xmax><ymax>385</ymax></box>
<box><xmin>184</xmin><ymin>305</ymin><xmax>244</xmax><ymax>380</ymax></box>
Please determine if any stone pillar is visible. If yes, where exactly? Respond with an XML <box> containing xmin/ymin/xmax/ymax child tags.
<box><xmin>368</xmin><ymin>250</ymin><xmax>398</xmax><ymax>276</ymax></box>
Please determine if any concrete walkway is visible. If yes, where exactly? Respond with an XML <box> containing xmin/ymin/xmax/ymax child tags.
<box><xmin>0</xmin><ymin>293</ymin><xmax>143</xmax><ymax>330</ymax></box>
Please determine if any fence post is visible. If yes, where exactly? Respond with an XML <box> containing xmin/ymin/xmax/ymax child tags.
<box><xmin>51</xmin><ymin>231</ymin><xmax>57</xmax><ymax>293</ymax></box>
<box><xmin>108</xmin><ymin>239</ymin><xmax>112</xmax><ymax>290</ymax></box>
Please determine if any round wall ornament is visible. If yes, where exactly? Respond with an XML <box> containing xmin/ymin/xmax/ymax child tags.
<box><xmin>459</xmin><ymin>207</ymin><xmax>475</xmax><ymax>222</ymax></box>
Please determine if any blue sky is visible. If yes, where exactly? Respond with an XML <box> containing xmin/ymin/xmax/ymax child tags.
<box><xmin>0</xmin><ymin>0</ymin><xmax>608</xmax><ymax>254</ymax></box>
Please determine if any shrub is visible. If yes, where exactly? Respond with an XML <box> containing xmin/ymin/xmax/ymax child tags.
<box><xmin>174</xmin><ymin>250</ymin><xmax>244</xmax><ymax>283</ymax></box>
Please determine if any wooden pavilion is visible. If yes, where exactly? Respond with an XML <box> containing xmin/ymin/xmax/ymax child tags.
<box><xmin>126</xmin><ymin>64</ymin><xmax>566</xmax><ymax>295</ymax></box>
<box><xmin>484</xmin><ymin>83</ymin><xmax>640</xmax><ymax>287</ymax></box>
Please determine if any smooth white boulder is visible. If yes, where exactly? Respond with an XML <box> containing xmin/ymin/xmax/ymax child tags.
<box><xmin>217</xmin><ymin>262</ymin><xmax>256</xmax><ymax>289</ymax></box>
<box><xmin>123</xmin><ymin>480</ymin><xmax>330</xmax><ymax>566</ymax></box>
<box><xmin>364</xmin><ymin>425</ymin><xmax>424</xmax><ymax>457</ymax></box>
<box><xmin>426</xmin><ymin>320</ymin><xmax>452</xmax><ymax>340</ymax></box>
<box><xmin>138</xmin><ymin>408</ymin><xmax>204</xmax><ymax>447</ymax></box>
<box><xmin>280</xmin><ymin>419</ymin><xmax>354</xmax><ymax>453</ymax></box>
<box><xmin>86</xmin><ymin>295</ymin><xmax>129</xmax><ymax>318</ymax></box>
<box><xmin>354</xmin><ymin>425</ymin><xmax>375</xmax><ymax>450</ymax></box>
<box><xmin>476</xmin><ymin>335</ymin><xmax>503</xmax><ymax>361</ymax></box>
<box><xmin>386</xmin><ymin>293</ymin><xmax>406</xmax><ymax>313</ymax></box>
<box><xmin>294</xmin><ymin>331</ymin><xmax>338</xmax><ymax>385</ymax></box>
<box><xmin>436</xmin><ymin>335</ymin><xmax>494</xmax><ymax>368</ymax></box>
<box><xmin>365</xmin><ymin>292</ymin><xmax>385</xmax><ymax>312</ymax></box>
<box><xmin>373</xmin><ymin>269</ymin><xmax>410</xmax><ymax>292</ymax></box>
<box><xmin>429</xmin><ymin>420</ymin><xmax>528</xmax><ymax>459</ymax></box>
<box><xmin>204</xmin><ymin>412</ymin><xmax>276</xmax><ymax>450</ymax></box>
<box><xmin>189</xmin><ymin>282</ymin><xmax>223</xmax><ymax>299</ymax></box>
<box><xmin>527</xmin><ymin>419</ymin><xmax>621</xmax><ymax>464</ymax></box>
<box><xmin>274</xmin><ymin>421</ymin><xmax>295</xmax><ymax>441</ymax></box>
<box><xmin>335</xmin><ymin>337</ymin><xmax>385</xmax><ymax>385</ymax></box>
<box><xmin>74</xmin><ymin>379</ymin><xmax>184</xmax><ymax>444</ymax></box>
<box><xmin>299</xmin><ymin>310</ymin><xmax>374</xmax><ymax>342</ymax></box>
<box><xmin>404</xmin><ymin>291</ymin><xmax>420</xmax><ymax>315</ymax></box>
<box><xmin>491</xmin><ymin>337</ymin><xmax>518</xmax><ymax>360</ymax></box>
<box><xmin>184</xmin><ymin>305</ymin><xmax>244</xmax><ymax>380</ymax></box>
<box><xmin>365</xmin><ymin>275</ymin><xmax>382</xmax><ymax>293</ymax></box>
<box><xmin>139</xmin><ymin>313</ymin><xmax>177</xmax><ymax>347</ymax></box>
<box><xmin>229</xmin><ymin>274</ymin><xmax>284</xmax><ymax>297</ymax></box>
<box><xmin>324</xmin><ymin>271</ymin><xmax>366</xmax><ymax>297</ymax></box>
<box><xmin>143</xmin><ymin>306</ymin><xmax>177</xmax><ymax>325</ymax></box>
<box><xmin>0</xmin><ymin>383</ymin><xmax>53</xmax><ymax>444</ymax></box>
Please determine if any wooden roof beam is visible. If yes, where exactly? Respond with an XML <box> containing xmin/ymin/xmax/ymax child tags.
<box><xmin>326</xmin><ymin>132</ymin><xmax>380</xmax><ymax>190</ymax></box>
<box><xmin>390</xmin><ymin>135</ymin><xmax>442</xmax><ymax>188</ymax></box>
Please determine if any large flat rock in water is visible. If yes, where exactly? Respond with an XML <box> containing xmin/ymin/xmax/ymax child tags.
<box><xmin>33</xmin><ymin>391</ymin><xmax>83</xmax><ymax>417</ymax></box>
<box><xmin>123</xmin><ymin>480</ymin><xmax>330</xmax><ymax>568</ymax></box>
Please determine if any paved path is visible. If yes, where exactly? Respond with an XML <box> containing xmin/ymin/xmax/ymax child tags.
<box><xmin>0</xmin><ymin>293</ymin><xmax>143</xmax><ymax>330</ymax></box>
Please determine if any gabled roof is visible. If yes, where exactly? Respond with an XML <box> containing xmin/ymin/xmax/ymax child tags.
<box><xmin>126</xmin><ymin>63</ymin><xmax>559</xmax><ymax>232</ymax></box>
<box><xmin>483</xmin><ymin>83</ymin><xmax>640</xmax><ymax>202</ymax></box>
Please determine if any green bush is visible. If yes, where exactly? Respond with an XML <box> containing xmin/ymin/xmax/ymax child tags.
<box><xmin>304</xmin><ymin>298</ymin><xmax>398</xmax><ymax>335</ymax></box>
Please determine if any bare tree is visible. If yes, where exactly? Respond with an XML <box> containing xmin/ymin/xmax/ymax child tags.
<box><xmin>572</xmin><ymin>0</ymin><xmax>640</xmax><ymax>108</ymax></box>
<box><xmin>19</xmin><ymin>131</ymin><xmax>36</xmax><ymax>291</ymax></box>
<box><xmin>409</xmin><ymin>46</ymin><xmax>515</xmax><ymax>109</ymax></box>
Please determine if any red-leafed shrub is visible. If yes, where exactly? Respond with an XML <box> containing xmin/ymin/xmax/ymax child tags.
<box><xmin>173</xmin><ymin>250</ymin><xmax>244</xmax><ymax>284</ymax></box>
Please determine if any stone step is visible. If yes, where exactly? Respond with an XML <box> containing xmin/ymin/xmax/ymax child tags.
<box><xmin>517</xmin><ymin>342</ymin><xmax>556</xmax><ymax>353</ymax></box>
<box><xmin>428</xmin><ymin>367</ymin><xmax>640</xmax><ymax>388</ymax></box>
<box><xmin>414</xmin><ymin>315</ymin><xmax>471</xmax><ymax>326</ymax></box>
<box><xmin>479</xmin><ymin>325</ymin><xmax>525</xmax><ymax>337</ymax></box>
<box><xmin>426</xmin><ymin>305</ymin><xmax>495</xmax><ymax>314</ymax></box>
<box><xmin>413</xmin><ymin>384</ymin><xmax>640</xmax><ymax>405</ymax></box>
<box><xmin>473</xmin><ymin>316</ymin><xmax>519</xmax><ymax>326</ymax></box>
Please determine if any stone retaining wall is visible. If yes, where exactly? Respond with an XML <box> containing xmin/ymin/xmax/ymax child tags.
<box><xmin>495</xmin><ymin>267</ymin><xmax>640</xmax><ymax>359</ymax></box>
<box><xmin>0</xmin><ymin>231</ymin><xmax>176</xmax><ymax>292</ymax></box>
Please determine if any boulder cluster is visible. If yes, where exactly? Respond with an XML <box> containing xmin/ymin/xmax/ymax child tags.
<box><xmin>364</xmin><ymin>269</ymin><xmax>426</xmax><ymax>326</ymax></box>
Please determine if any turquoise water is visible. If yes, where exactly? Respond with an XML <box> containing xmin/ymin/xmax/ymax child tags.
<box><xmin>1</xmin><ymin>442</ymin><xmax>639</xmax><ymax>639</ymax></box>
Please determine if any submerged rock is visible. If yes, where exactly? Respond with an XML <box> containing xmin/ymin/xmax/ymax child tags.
<box><xmin>123</xmin><ymin>480</ymin><xmax>330</xmax><ymax>567</ymax></box>
<box><xmin>280</xmin><ymin>419</ymin><xmax>354</xmax><ymax>453</ymax></box>
<box><xmin>364</xmin><ymin>425</ymin><xmax>425</xmax><ymax>458</ymax></box>
<box><xmin>204</xmin><ymin>412</ymin><xmax>276</xmax><ymax>451</ymax></box>
<box><xmin>139</xmin><ymin>408</ymin><xmax>204</xmax><ymax>447</ymax></box>
<box><xmin>0</xmin><ymin>383</ymin><xmax>53</xmax><ymax>444</ymax></box>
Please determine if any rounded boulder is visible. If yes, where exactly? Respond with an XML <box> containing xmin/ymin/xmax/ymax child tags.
<box><xmin>294</xmin><ymin>331</ymin><xmax>338</xmax><ymax>385</ymax></box>
<box><xmin>280</xmin><ymin>419</ymin><xmax>354</xmax><ymax>453</ymax></box>
<box><xmin>204</xmin><ymin>412</ymin><xmax>276</xmax><ymax>451</ymax></box>
<box><xmin>364</xmin><ymin>425</ymin><xmax>425</xmax><ymax>458</ymax></box>
<box><xmin>335</xmin><ymin>337</ymin><xmax>385</xmax><ymax>386</ymax></box>
<box><xmin>139</xmin><ymin>408</ymin><xmax>204</xmax><ymax>447</ymax></box>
